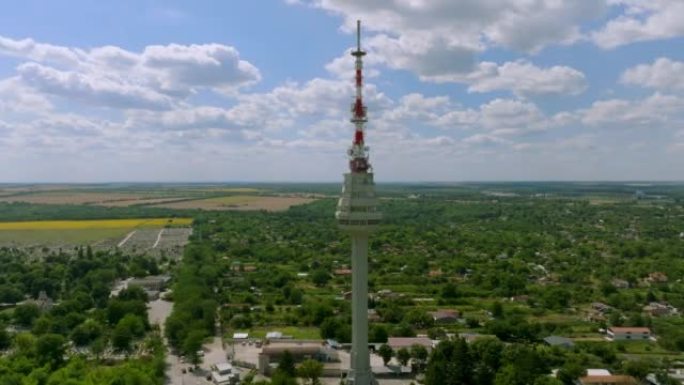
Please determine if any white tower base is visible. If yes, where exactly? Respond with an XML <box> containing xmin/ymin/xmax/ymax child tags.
<box><xmin>347</xmin><ymin>233</ymin><xmax>376</xmax><ymax>385</ymax></box>
<box><xmin>336</xmin><ymin>172</ymin><xmax>381</xmax><ymax>385</ymax></box>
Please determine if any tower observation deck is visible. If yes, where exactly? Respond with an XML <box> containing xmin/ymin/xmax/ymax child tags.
<box><xmin>335</xmin><ymin>20</ymin><xmax>381</xmax><ymax>385</ymax></box>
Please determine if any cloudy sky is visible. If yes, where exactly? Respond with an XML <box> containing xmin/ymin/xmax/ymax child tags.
<box><xmin>1</xmin><ymin>0</ymin><xmax>683</xmax><ymax>182</ymax></box>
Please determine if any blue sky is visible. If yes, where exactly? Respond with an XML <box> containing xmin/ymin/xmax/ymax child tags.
<box><xmin>0</xmin><ymin>0</ymin><xmax>683</xmax><ymax>182</ymax></box>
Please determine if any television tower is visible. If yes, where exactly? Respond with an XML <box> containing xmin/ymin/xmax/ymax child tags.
<box><xmin>335</xmin><ymin>20</ymin><xmax>382</xmax><ymax>385</ymax></box>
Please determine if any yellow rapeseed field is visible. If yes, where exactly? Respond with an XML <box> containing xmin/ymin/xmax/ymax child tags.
<box><xmin>0</xmin><ymin>217</ymin><xmax>192</xmax><ymax>231</ymax></box>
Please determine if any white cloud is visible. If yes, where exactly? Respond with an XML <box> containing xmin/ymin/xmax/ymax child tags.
<box><xmin>364</xmin><ymin>33</ymin><xmax>481</xmax><ymax>79</ymax></box>
<box><xmin>141</xmin><ymin>43</ymin><xmax>261</xmax><ymax>95</ymax></box>
<box><xmin>327</xmin><ymin>49</ymin><xmax>587</xmax><ymax>96</ymax></box>
<box><xmin>18</xmin><ymin>62</ymin><xmax>176</xmax><ymax>110</ymax></box>
<box><xmin>593</xmin><ymin>1</ymin><xmax>684</xmax><ymax>48</ymax></box>
<box><xmin>0</xmin><ymin>35</ymin><xmax>84</xmax><ymax>65</ymax></box>
<box><xmin>235</xmin><ymin>77</ymin><xmax>391</xmax><ymax>121</ymax></box>
<box><xmin>581</xmin><ymin>93</ymin><xmax>684</xmax><ymax>127</ymax></box>
<box><xmin>432</xmin><ymin>97</ymin><xmax>553</xmax><ymax>135</ymax></box>
<box><xmin>381</xmin><ymin>93</ymin><xmax>450</xmax><ymax>122</ymax></box>
<box><xmin>479</xmin><ymin>98</ymin><xmax>546</xmax><ymax>131</ymax></box>
<box><xmin>296</xmin><ymin>0</ymin><xmax>606</xmax><ymax>52</ymax></box>
<box><xmin>0</xmin><ymin>77</ymin><xmax>53</xmax><ymax>113</ymax></box>
<box><xmin>621</xmin><ymin>58</ymin><xmax>684</xmax><ymax>91</ymax></box>
<box><xmin>296</xmin><ymin>0</ymin><xmax>606</xmax><ymax>85</ymax></box>
<box><xmin>125</xmin><ymin>78</ymin><xmax>392</xmax><ymax>133</ymax></box>
<box><xmin>463</xmin><ymin>61</ymin><xmax>587</xmax><ymax>96</ymax></box>
<box><xmin>0</xmin><ymin>35</ymin><xmax>261</xmax><ymax>109</ymax></box>
<box><xmin>462</xmin><ymin>133</ymin><xmax>510</xmax><ymax>146</ymax></box>
<box><xmin>126</xmin><ymin>107</ymin><xmax>243</xmax><ymax>131</ymax></box>
<box><xmin>484</xmin><ymin>1</ymin><xmax>605</xmax><ymax>52</ymax></box>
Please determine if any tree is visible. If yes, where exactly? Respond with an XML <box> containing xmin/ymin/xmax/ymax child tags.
<box><xmin>271</xmin><ymin>372</ymin><xmax>298</xmax><ymax>385</ymax></box>
<box><xmin>404</xmin><ymin>309</ymin><xmax>434</xmax><ymax>329</ymax></box>
<box><xmin>655</xmin><ymin>371</ymin><xmax>681</xmax><ymax>385</ymax></box>
<box><xmin>533</xmin><ymin>377</ymin><xmax>563</xmax><ymax>385</ymax></box>
<box><xmin>71</xmin><ymin>319</ymin><xmax>103</xmax><ymax>347</ymax></box>
<box><xmin>231</xmin><ymin>314</ymin><xmax>252</xmax><ymax>329</ymax></box>
<box><xmin>369</xmin><ymin>324</ymin><xmax>388</xmax><ymax>343</ymax></box>
<box><xmin>397</xmin><ymin>347</ymin><xmax>411</xmax><ymax>366</ymax></box>
<box><xmin>491</xmin><ymin>302</ymin><xmax>504</xmax><ymax>319</ymax></box>
<box><xmin>118</xmin><ymin>314</ymin><xmax>146</xmax><ymax>338</ymax></box>
<box><xmin>276</xmin><ymin>350</ymin><xmax>297</xmax><ymax>378</ymax></box>
<box><xmin>90</xmin><ymin>337</ymin><xmax>107</xmax><ymax>362</ymax></box>
<box><xmin>183</xmin><ymin>329</ymin><xmax>206</xmax><ymax>367</ymax></box>
<box><xmin>13</xmin><ymin>303</ymin><xmax>41</xmax><ymax>327</ymax></box>
<box><xmin>441</xmin><ymin>282</ymin><xmax>459</xmax><ymax>300</ymax></box>
<box><xmin>112</xmin><ymin>320</ymin><xmax>134</xmax><ymax>353</ymax></box>
<box><xmin>31</xmin><ymin>315</ymin><xmax>52</xmax><ymax>335</ymax></box>
<box><xmin>319</xmin><ymin>317</ymin><xmax>339</xmax><ymax>339</ymax></box>
<box><xmin>298</xmin><ymin>358</ymin><xmax>323</xmax><ymax>385</ymax></box>
<box><xmin>623</xmin><ymin>359</ymin><xmax>653</xmax><ymax>381</ymax></box>
<box><xmin>427</xmin><ymin>327</ymin><xmax>446</xmax><ymax>340</ymax></box>
<box><xmin>471</xmin><ymin>337</ymin><xmax>504</xmax><ymax>385</ymax></box>
<box><xmin>36</xmin><ymin>333</ymin><xmax>66</xmax><ymax>366</ymax></box>
<box><xmin>556</xmin><ymin>361</ymin><xmax>586</xmax><ymax>385</ymax></box>
<box><xmin>106</xmin><ymin>298</ymin><xmax>148</xmax><ymax>326</ymax></box>
<box><xmin>12</xmin><ymin>332</ymin><xmax>36</xmax><ymax>357</ymax></box>
<box><xmin>311</xmin><ymin>269</ymin><xmax>330</xmax><ymax>287</ymax></box>
<box><xmin>494</xmin><ymin>364</ymin><xmax>521</xmax><ymax>385</ymax></box>
<box><xmin>0</xmin><ymin>327</ymin><xmax>10</xmax><ymax>350</ymax></box>
<box><xmin>378</xmin><ymin>344</ymin><xmax>394</xmax><ymax>366</ymax></box>
<box><xmin>411</xmin><ymin>344</ymin><xmax>428</xmax><ymax>362</ymax></box>
<box><xmin>0</xmin><ymin>285</ymin><xmax>22</xmax><ymax>303</ymax></box>
<box><xmin>425</xmin><ymin>339</ymin><xmax>473</xmax><ymax>385</ymax></box>
<box><xmin>391</xmin><ymin>322</ymin><xmax>416</xmax><ymax>337</ymax></box>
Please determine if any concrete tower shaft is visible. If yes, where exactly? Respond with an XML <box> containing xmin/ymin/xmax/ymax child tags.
<box><xmin>335</xmin><ymin>20</ymin><xmax>381</xmax><ymax>385</ymax></box>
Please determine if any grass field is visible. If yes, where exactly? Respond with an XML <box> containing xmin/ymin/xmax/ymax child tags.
<box><xmin>0</xmin><ymin>217</ymin><xmax>192</xmax><ymax>230</ymax></box>
<box><xmin>231</xmin><ymin>326</ymin><xmax>321</xmax><ymax>340</ymax></box>
<box><xmin>0</xmin><ymin>228</ymin><xmax>131</xmax><ymax>245</ymax></box>
<box><xmin>0</xmin><ymin>218</ymin><xmax>192</xmax><ymax>246</ymax></box>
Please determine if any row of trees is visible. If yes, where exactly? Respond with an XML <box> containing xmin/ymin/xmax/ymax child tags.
<box><xmin>164</xmin><ymin>243</ymin><xmax>218</xmax><ymax>366</ymax></box>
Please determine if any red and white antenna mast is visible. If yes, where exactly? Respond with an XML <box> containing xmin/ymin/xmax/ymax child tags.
<box><xmin>348</xmin><ymin>20</ymin><xmax>370</xmax><ymax>173</ymax></box>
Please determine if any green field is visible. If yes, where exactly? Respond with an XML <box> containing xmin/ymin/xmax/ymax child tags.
<box><xmin>0</xmin><ymin>228</ymin><xmax>131</xmax><ymax>246</ymax></box>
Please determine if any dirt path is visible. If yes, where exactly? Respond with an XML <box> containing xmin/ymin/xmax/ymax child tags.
<box><xmin>152</xmin><ymin>229</ymin><xmax>165</xmax><ymax>249</ymax></box>
<box><xmin>149</xmin><ymin>294</ymin><xmax>229</xmax><ymax>385</ymax></box>
<box><xmin>117</xmin><ymin>230</ymin><xmax>137</xmax><ymax>247</ymax></box>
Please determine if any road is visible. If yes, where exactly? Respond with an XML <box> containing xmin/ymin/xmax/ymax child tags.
<box><xmin>148</xmin><ymin>295</ymin><xmax>229</xmax><ymax>385</ymax></box>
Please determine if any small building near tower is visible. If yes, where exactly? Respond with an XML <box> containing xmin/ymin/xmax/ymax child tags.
<box><xmin>606</xmin><ymin>327</ymin><xmax>652</xmax><ymax>341</ymax></box>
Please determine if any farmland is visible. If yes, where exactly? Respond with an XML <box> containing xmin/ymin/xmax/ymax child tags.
<box><xmin>0</xmin><ymin>184</ymin><xmax>316</xmax><ymax>211</ymax></box>
<box><xmin>151</xmin><ymin>195</ymin><xmax>316</xmax><ymax>211</ymax></box>
<box><xmin>0</xmin><ymin>217</ymin><xmax>192</xmax><ymax>230</ymax></box>
<box><xmin>0</xmin><ymin>218</ymin><xmax>193</xmax><ymax>257</ymax></box>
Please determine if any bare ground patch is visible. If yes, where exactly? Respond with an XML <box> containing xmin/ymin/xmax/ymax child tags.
<box><xmin>151</xmin><ymin>195</ymin><xmax>316</xmax><ymax>212</ymax></box>
<box><xmin>97</xmin><ymin>197</ymin><xmax>193</xmax><ymax>207</ymax></box>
